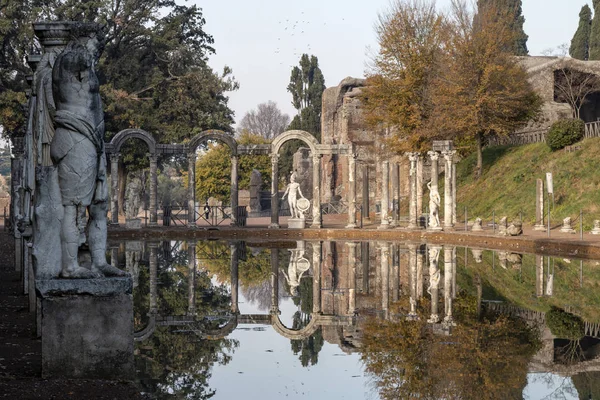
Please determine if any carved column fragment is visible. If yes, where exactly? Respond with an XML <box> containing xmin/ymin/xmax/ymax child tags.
<box><xmin>312</xmin><ymin>241</ymin><xmax>322</xmax><ymax>314</ymax></box>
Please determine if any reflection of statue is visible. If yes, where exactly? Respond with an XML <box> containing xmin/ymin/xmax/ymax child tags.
<box><xmin>51</xmin><ymin>24</ymin><xmax>124</xmax><ymax>278</ymax></box>
<box><xmin>427</xmin><ymin>246</ymin><xmax>441</xmax><ymax>294</ymax></box>
<box><xmin>282</xmin><ymin>172</ymin><xmax>307</xmax><ymax>219</ymax></box>
<box><xmin>283</xmin><ymin>242</ymin><xmax>310</xmax><ymax>296</ymax></box>
<box><xmin>427</xmin><ymin>181</ymin><xmax>440</xmax><ymax>228</ymax></box>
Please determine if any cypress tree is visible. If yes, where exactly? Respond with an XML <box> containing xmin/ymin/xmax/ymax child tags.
<box><xmin>477</xmin><ymin>0</ymin><xmax>529</xmax><ymax>56</ymax></box>
<box><xmin>590</xmin><ymin>0</ymin><xmax>600</xmax><ymax>59</ymax></box>
<box><xmin>570</xmin><ymin>5</ymin><xmax>592</xmax><ymax>60</ymax></box>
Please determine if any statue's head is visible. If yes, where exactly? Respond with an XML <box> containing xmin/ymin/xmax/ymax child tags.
<box><xmin>290</xmin><ymin>171</ymin><xmax>297</xmax><ymax>183</ymax></box>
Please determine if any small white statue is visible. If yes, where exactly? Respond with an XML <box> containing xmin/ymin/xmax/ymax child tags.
<box><xmin>427</xmin><ymin>181</ymin><xmax>441</xmax><ymax>229</ymax></box>
<box><xmin>282</xmin><ymin>172</ymin><xmax>308</xmax><ymax>219</ymax></box>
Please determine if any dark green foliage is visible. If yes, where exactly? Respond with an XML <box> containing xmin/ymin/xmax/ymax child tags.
<box><xmin>546</xmin><ymin>118</ymin><xmax>585</xmax><ymax>151</ymax></box>
<box><xmin>591</xmin><ymin>0</ymin><xmax>600</xmax><ymax>59</ymax></box>
<box><xmin>570</xmin><ymin>5</ymin><xmax>593</xmax><ymax>60</ymax></box>
<box><xmin>546</xmin><ymin>306</ymin><xmax>585</xmax><ymax>340</ymax></box>
<box><xmin>476</xmin><ymin>0</ymin><xmax>528</xmax><ymax>56</ymax></box>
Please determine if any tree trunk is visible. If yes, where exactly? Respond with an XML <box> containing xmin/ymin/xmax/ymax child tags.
<box><xmin>118</xmin><ymin>163</ymin><xmax>127</xmax><ymax>216</ymax></box>
<box><xmin>475</xmin><ymin>132</ymin><xmax>483</xmax><ymax>180</ymax></box>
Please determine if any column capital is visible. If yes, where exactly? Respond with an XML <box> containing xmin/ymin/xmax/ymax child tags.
<box><xmin>147</xmin><ymin>153</ymin><xmax>158</xmax><ymax>163</ymax></box>
<box><xmin>427</xmin><ymin>151</ymin><xmax>439</xmax><ymax>161</ymax></box>
<box><xmin>312</xmin><ymin>153</ymin><xmax>322</xmax><ymax>162</ymax></box>
<box><xmin>441</xmin><ymin>150</ymin><xmax>456</xmax><ymax>162</ymax></box>
<box><xmin>271</xmin><ymin>153</ymin><xmax>279</xmax><ymax>165</ymax></box>
<box><xmin>407</xmin><ymin>152</ymin><xmax>420</xmax><ymax>163</ymax></box>
<box><xmin>346</xmin><ymin>242</ymin><xmax>359</xmax><ymax>249</ymax></box>
<box><xmin>187</xmin><ymin>152</ymin><xmax>196</xmax><ymax>162</ymax></box>
<box><xmin>109</xmin><ymin>152</ymin><xmax>121</xmax><ymax>163</ymax></box>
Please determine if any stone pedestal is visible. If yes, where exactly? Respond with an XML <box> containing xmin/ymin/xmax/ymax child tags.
<box><xmin>36</xmin><ymin>277</ymin><xmax>134</xmax><ymax>380</ymax></box>
<box><xmin>125</xmin><ymin>218</ymin><xmax>141</xmax><ymax>229</ymax></box>
<box><xmin>560</xmin><ymin>217</ymin><xmax>576</xmax><ymax>234</ymax></box>
<box><xmin>287</xmin><ymin>218</ymin><xmax>306</xmax><ymax>229</ymax></box>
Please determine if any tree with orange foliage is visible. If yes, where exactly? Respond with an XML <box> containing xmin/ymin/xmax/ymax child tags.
<box><xmin>432</xmin><ymin>0</ymin><xmax>541</xmax><ymax>179</ymax></box>
<box><xmin>360</xmin><ymin>0</ymin><xmax>447</xmax><ymax>153</ymax></box>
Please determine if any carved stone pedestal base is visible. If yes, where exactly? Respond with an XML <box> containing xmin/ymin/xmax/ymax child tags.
<box><xmin>533</xmin><ymin>224</ymin><xmax>547</xmax><ymax>231</ymax></box>
<box><xmin>427</xmin><ymin>226</ymin><xmax>443</xmax><ymax>232</ymax></box>
<box><xmin>287</xmin><ymin>218</ymin><xmax>306</xmax><ymax>229</ymax></box>
<box><xmin>37</xmin><ymin>277</ymin><xmax>134</xmax><ymax>380</ymax></box>
<box><xmin>125</xmin><ymin>218</ymin><xmax>142</xmax><ymax>229</ymax></box>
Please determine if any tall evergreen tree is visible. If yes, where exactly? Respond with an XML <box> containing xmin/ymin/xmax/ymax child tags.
<box><xmin>590</xmin><ymin>0</ymin><xmax>600</xmax><ymax>59</ymax></box>
<box><xmin>476</xmin><ymin>0</ymin><xmax>528</xmax><ymax>56</ymax></box>
<box><xmin>570</xmin><ymin>5</ymin><xmax>593</xmax><ymax>60</ymax></box>
<box><xmin>286</xmin><ymin>54</ymin><xmax>325</xmax><ymax>141</ymax></box>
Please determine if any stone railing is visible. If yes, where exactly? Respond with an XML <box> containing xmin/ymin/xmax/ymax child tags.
<box><xmin>584</xmin><ymin>121</ymin><xmax>600</xmax><ymax>139</ymax></box>
<box><xmin>485</xmin><ymin>129</ymin><xmax>547</xmax><ymax>147</ymax></box>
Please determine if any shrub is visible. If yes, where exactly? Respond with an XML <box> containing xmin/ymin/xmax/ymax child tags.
<box><xmin>546</xmin><ymin>306</ymin><xmax>584</xmax><ymax>340</ymax></box>
<box><xmin>546</xmin><ymin>118</ymin><xmax>585</xmax><ymax>151</ymax></box>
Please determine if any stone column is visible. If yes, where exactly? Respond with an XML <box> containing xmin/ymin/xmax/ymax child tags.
<box><xmin>347</xmin><ymin>242</ymin><xmax>358</xmax><ymax>315</ymax></box>
<box><xmin>380</xmin><ymin>242</ymin><xmax>390</xmax><ymax>319</ymax></box>
<box><xmin>442</xmin><ymin>150</ymin><xmax>456</xmax><ymax>230</ymax></box>
<box><xmin>148</xmin><ymin>153</ymin><xmax>158</xmax><ymax>226</ymax></box>
<box><xmin>270</xmin><ymin>248</ymin><xmax>279</xmax><ymax>313</ymax></box>
<box><xmin>534</xmin><ymin>179</ymin><xmax>546</xmax><ymax>231</ymax></box>
<box><xmin>231</xmin><ymin>243</ymin><xmax>239</xmax><ymax>314</ymax></box>
<box><xmin>443</xmin><ymin>246</ymin><xmax>455</xmax><ymax>326</ymax></box>
<box><xmin>230</xmin><ymin>155</ymin><xmax>239</xmax><ymax>226</ymax></box>
<box><xmin>110</xmin><ymin>247</ymin><xmax>119</xmax><ymax>267</ymax></box>
<box><xmin>110</xmin><ymin>153</ymin><xmax>121</xmax><ymax>225</ymax></box>
<box><xmin>311</xmin><ymin>154</ymin><xmax>322</xmax><ymax>228</ymax></box>
<box><xmin>536</xmin><ymin>255</ymin><xmax>544</xmax><ymax>297</ymax></box>
<box><xmin>187</xmin><ymin>152</ymin><xmax>196</xmax><ymax>226</ymax></box>
<box><xmin>187</xmin><ymin>242</ymin><xmax>196</xmax><ymax>315</ymax></box>
<box><xmin>407</xmin><ymin>153</ymin><xmax>419</xmax><ymax>229</ymax></box>
<box><xmin>379</xmin><ymin>160</ymin><xmax>390</xmax><ymax>229</ymax></box>
<box><xmin>407</xmin><ymin>243</ymin><xmax>418</xmax><ymax>320</ymax></box>
<box><xmin>391</xmin><ymin>163</ymin><xmax>400</xmax><ymax>227</ymax></box>
<box><xmin>149</xmin><ymin>243</ymin><xmax>158</xmax><ymax>314</ymax></box>
<box><xmin>427</xmin><ymin>151</ymin><xmax>439</xmax><ymax>188</ymax></box>
<box><xmin>346</xmin><ymin>153</ymin><xmax>358</xmax><ymax>228</ymax></box>
<box><xmin>312</xmin><ymin>241</ymin><xmax>322</xmax><ymax>314</ymax></box>
<box><xmin>427</xmin><ymin>246</ymin><xmax>442</xmax><ymax>323</ymax></box>
<box><xmin>362</xmin><ymin>164</ymin><xmax>370</xmax><ymax>223</ymax></box>
<box><xmin>269</xmin><ymin>154</ymin><xmax>279</xmax><ymax>229</ymax></box>
<box><xmin>452</xmin><ymin>162</ymin><xmax>457</xmax><ymax>225</ymax></box>
<box><xmin>416</xmin><ymin>154</ymin><xmax>423</xmax><ymax>220</ymax></box>
<box><xmin>361</xmin><ymin>242</ymin><xmax>370</xmax><ymax>294</ymax></box>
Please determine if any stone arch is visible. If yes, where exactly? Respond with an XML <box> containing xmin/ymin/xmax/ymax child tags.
<box><xmin>110</xmin><ymin>128</ymin><xmax>157</xmax><ymax>154</ymax></box>
<box><xmin>188</xmin><ymin>129</ymin><xmax>238</xmax><ymax>156</ymax></box>
<box><xmin>271</xmin><ymin>130</ymin><xmax>319</xmax><ymax>156</ymax></box>
<box><xmin>271</xmin><ymin>313</ymin><xmax>319</xmax><ymax>340</ymax></box>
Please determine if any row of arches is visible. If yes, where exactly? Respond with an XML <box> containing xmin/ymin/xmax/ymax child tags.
<box><xmin>106</xmin><ymin>128</ymin><xmax>349</xmax><ymax>228</ymax></box>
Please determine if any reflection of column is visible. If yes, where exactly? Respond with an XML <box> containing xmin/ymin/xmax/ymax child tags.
<box><xmin>346</xmin><ymin>153</ymin><xmax>358</xmax><ymax>228</ymax></box>
<box><xmin>312</xmin><ymin>241</ymin><xmax>322</xmax><ymax>314</ymax></box>
<box><xmin>362</xmin><ymin>165</ymin><xmax>370</xmax><ymax>222</ymax></box>
<box><xmin>269</xmin><ymin>154</ymin><xmax>279</xmax><ymax>228</ymax></box>
<box><xmin>347</xmin><ymin>242</ymin><xmax>358</xmax><ymax>315</ymax></box>
<box><xmin>416</xmin><ymin>246</ymin><xmax>424</xmax><ymax>298</ymax></box>
<box><xmin>148</xmin><ymin>154</ymin><xmax>158</xmax><ymax>225</ymax></box>
<box><xmin>187</xmin><ymin>242</ymin><xmax>196</xmax><ymax>315</ymax></box>
<box><xmin>442</xmin><ymin>150</ymin><xmax>456</xmax><ymax>230</ymax></box>
<box><xmin>311</xmin><ymin>154</ymin><xmax>322</xmax><ymax>228</ymax></box>
<box><xmin>408</xmin><ymin>153</ymin><xmax>419</xmax><ymax>229</ymax></box>
<box><xmin>149</xmin><ymin>243</ymin><xmax>158</xmax><ymax>314</ymax></box>
<box><xmin>187</xmin><ymin>152</ymin><xmax>196</xmax><ymax>226</ymax></box>
<box><xmin>380</xmin><ymin>242</ymin><xmax>390</xmax><ymax>319</ymax></box>
<box><xmin>407</xmin><ymin>243</ymin><xmax>418</xmax><ymax>319</ymax></box>
<box><xmin>536</xmin><ymin>255</ymin><xmax>544</xmax><ymax>297</ymax></box>
<box><xmin>391</xmin><ymin>163</ymin><xmax>399</xmax><ymax>227</ymax></box>
<box><xmin>391</xmin><ymin>244</ymin><xmax>399</xmax><ymax>302</ymax></box>
<box><xmin>443</xmin><ymin>246</ymin><xmax>455</xmax><ymax>326</ymax></box>
<box><xmin>361</xmin><ymin>242</ymin><xmax>370</xmax><ymax>294</ymax></box>
<box><xmin>379</xmin><ymin>161</ymin><xmax>390</xmax><ymax>229</ymax></box>
<box><xmin>427</xmin><ymin>246</ymin><xmax>442</xmax><ymax>323</ymax></box>
<box><xmin>231</xmin><ymin>243</ymin><xmax>239</xmax><ymax>313</ymax></box>
<box><xmin>110</xmin><ymin>153</ymin><xmax>120</xmax><ymax>225</ymax></box>
<box><xmin>230</xmin><ymin>155</ymin><xmax>239</xmax><ymax>226</ymax></box>
<box><xmin>452</xmin><ymin>247</ymin><xmax>457</xmax><ymax>298</ymax></box>
<box><xmin>270</xmin><ymin>248</ymin><xmax>279</xmax><ymax>313</ymax></box>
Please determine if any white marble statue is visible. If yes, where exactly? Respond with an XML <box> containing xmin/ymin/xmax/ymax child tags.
<box><xmin>427</xmin><ymin>181</ymin><xmax>441</xmax><ymax>228</ymax></box>
<box><xmin>282</xmin><ymin>172</ymin><xmax>307</xmax><ymax>219</ymax></box>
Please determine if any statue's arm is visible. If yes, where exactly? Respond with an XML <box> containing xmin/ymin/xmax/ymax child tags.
<box><xmin>282</xmin><ymin>185</ymin><xmax>289</xmax><ymax>199</ymax></box>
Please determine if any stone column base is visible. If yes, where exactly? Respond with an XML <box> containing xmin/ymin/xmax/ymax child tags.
<box><xmin>560</xmin><ymin>227</ymin><xmax>576</xmax><ymax>234</ymax></box>
<box><xmin>427</xmin><ymin>226</ymin><xmax>443</xmax><ymax>232</ymax></box>
<box><xmin>37</xmin><ymin>277</ymin><xmax>134</xmax><ymax>380</ymax></box>
<box><xmin>288</xmin><ymin>218</ymin><xmax>306</xmax><ymax>229</ymax></box>
<box><xmin>533</xmin><ymin>224</ymin><xmax>547</xmax><ymax>231</ymax></box>
<box><xmin>268</xmin><ymin>223</ymin><xmax>280</xmax><ymax>229</ymax></box>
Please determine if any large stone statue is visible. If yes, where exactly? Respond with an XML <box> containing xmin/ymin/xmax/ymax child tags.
<box><xmin>282</xmin><ymin>172</ymin><xmax>308</xmax><ymax>219</ymax></box>
<box><xmin>50</xmin><ymin>24</ymin><xmax>124</xmax><ymax>278</ymax></box>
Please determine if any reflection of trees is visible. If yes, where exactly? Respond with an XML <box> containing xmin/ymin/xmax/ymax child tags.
<box><xmin>288</xmin><ymin>277</ymin><xmax>323</xmax><ymax>367</ymax></box>
<box><xmin>134</xmin><ymin>241</ymin><xmax>237</xmax><ymax>398</ymax></box>
<box><xmin>240</xmin><ymin>276</ymin><xmax>286</xmax><ymax>311</ymax></box>
<box><xmin>361</xmin><ymin>292</ymin><xmax>541</xmax><ymax>399</ymax></box>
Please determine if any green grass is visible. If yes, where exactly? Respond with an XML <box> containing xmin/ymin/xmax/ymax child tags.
<box><xmin>455</xmin><ymin>139</ymin><xmax>600</xmax><ymax>228</ymax></box>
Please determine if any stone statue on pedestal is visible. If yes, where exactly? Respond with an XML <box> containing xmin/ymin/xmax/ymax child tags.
<box><xmin>282</xmin><ymin>172</ymin><xmax>307</xmax><ymax>219</ymax></box>
<box><xmin>427</xmin><ymin>181</ymin><xmax>441</xmax><ymax>229</ymax></box>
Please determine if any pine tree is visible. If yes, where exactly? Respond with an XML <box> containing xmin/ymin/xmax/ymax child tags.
<box><xmin>571</xmin><ymin>5</ymin><xmax>593</xmax><ymax>60</ymax></box>
<box><xmin>476</xmin><ymin>0</ymin><xmax>529</xmax><ymax>56</ymax></box>
<box><xmin>590</xmin><ymin>0</ymin><xmax>600</xmax><ymax>59</ymax></box>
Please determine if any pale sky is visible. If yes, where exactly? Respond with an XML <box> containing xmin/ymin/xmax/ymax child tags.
<box><xmin>196</xmin><ymin>0</ymin><xmax>591</xmax><ymax>126</ymax></box>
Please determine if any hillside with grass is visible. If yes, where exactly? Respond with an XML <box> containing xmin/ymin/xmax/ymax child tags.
<box><xmin>455</xmin><ymin>138</ymin><xmax>600</xmax><ymax>229</ymax></box>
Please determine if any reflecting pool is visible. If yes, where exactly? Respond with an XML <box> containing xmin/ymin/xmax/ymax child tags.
<box><xmin>111</xmin><ymin>239</ymin><xmax>600</xmax><ymax>399</ymax></box>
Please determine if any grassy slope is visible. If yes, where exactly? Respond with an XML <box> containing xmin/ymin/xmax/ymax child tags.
<box><xmin>455</xmin><ymin>139</ymin><xmax>600</xmax><ymax>228</ymax></box>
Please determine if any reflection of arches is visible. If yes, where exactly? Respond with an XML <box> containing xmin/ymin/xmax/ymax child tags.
<box><xmin>134</xmin><ymin>315</ymin><xmax>156</xmax><ymax>342</ymax></box>
<box><xmin>188</xmin><ymin>129</ymin><xmax>237</xmax><ymax>155</ymax></box>
<box><xmin>109</xmin><ymin>128</ymin><xmax>157</xmax><ymax>154</ymax></box>
<box><xmin>271</xmin><ymin>130</ymin><xmax>319</xmax><ymax>156</ymax></box>
<box><xmin>272</xmin><ymin>313</ymin><xmax>319</xmax><ymax>340</ymax></box>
